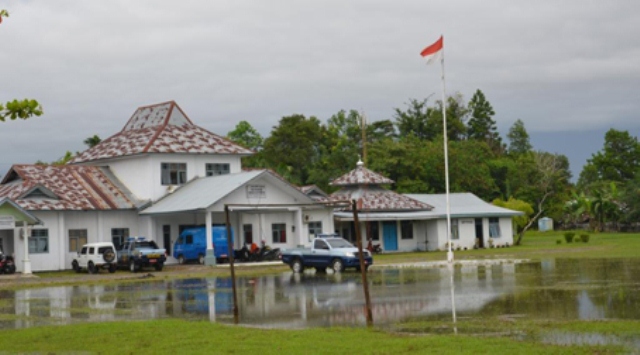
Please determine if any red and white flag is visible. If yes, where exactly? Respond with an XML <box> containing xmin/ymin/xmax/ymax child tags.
<box><xmin>420</xmin><ymin>36</ymin><xmax>443</xmax><ymax>64</ymax></box>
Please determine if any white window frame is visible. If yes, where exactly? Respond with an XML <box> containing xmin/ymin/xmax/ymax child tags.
<box><xmin>161</xmin><ymin>163</ymin><xmax>187</xmax><ymax>185</ymax></box>
<box><xmin>29</xmin><ymin>229</ymin><xmax>49</xmax><ymax>254</ymax></box>
<box><xmin>205</xmin><ymin>163</ymin><xmax>230</xmax><ymax>176</ymax></box>
<box><xmin>69</xmin><ymin>229</ymin><xmax>88</xmax><ymax>252</ymax></box>
<box><xmin>489</xmin><ymin>217</ymin><xmax>501</xmax><ymax>238</ymax></box>
<box><xmin>450</xmin><ymin>219</ymin><xmax>459</xmax><ymax>240</ymax></box>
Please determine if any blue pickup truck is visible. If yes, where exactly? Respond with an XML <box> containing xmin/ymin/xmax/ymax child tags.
<box><xmin>280</xmin><ymin>235</ymin><xmax>373</xmax><ymax>273</ymax></box>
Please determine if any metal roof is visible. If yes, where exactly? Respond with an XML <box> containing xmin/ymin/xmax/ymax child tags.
<box><xmin>69</xmin><ymin>101</ymin><xmax>253</xmax><ymax>164</ymax></box>
<box><xmin>140</xmin><ymin>170</ymin><xmax>316</xmax><ymax>215</ymax></box>
<box><xmin>330</xmin><ymin>161</ymin><xmax>394</xmax><ymax>186</ymax></box>
<box><xmin>406</xmin><ymin>193</ymin><xmax>523</xmax><ymax>218</ymax></box>
<box><xmin>0</xmin><ymin>165</ymin><xmax>144</xmax><ymax>211</ymax></box>
<box><xmin>334</xmin><ymin>193</ymin><xmax>522</xmax><ymax>221</ymax></box>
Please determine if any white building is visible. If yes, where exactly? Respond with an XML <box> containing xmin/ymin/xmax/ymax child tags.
<box><xmin>330</xmin><ymin>161</ymin><xmax>522</xmax><ymax>252</ymax></box>
<box><xmin>0</xmin><ymin>101</ymin><xmax>334</xmax><ymax>272</ymax></box>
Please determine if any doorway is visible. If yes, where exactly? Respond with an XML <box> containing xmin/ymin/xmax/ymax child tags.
<box><xmin>475</xmin><ymin>218</ymin><xmax>484</xmax><ymax>248</ymax></box>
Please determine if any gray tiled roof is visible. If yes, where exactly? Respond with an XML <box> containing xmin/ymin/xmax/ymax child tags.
<box><xmin>69</xmin><ymin>101</ymin><xmax>253</xmax><ymax>164</ymax></box>
<box><xmin>0</xmin><ymin>165</ymin><xmax>144</xmax><ymax>211</ymax></box>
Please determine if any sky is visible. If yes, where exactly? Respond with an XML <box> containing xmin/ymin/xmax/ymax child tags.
<box><xmin>2</xmin><ymin>1</ymin><xmax>639</xmax><ymax>181</ymax></box>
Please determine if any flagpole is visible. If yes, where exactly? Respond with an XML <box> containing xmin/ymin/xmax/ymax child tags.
<box><xmin>440</xmin><ymin>41</ymin><xmax>454</xmax><ymax>263</ymax></box>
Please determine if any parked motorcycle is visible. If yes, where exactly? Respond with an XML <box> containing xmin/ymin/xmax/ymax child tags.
<box><xmin>234</xmin><ymin>244</ymin><xmax>281</xmax><ymax>262</ymax></box>
<box><xmin>0</xmin><ymin>252</ymin><xmax>16</xmax><ymax>274</ymax></box>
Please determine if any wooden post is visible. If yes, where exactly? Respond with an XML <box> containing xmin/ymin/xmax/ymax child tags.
<box><xmin>225</xmin><ymin>205</ymin><xmax>239</xmax><ymax>324</ymax></box>
<box><xmin>352</xmin><ymin>199</ymin><xmax>373</xmax><ymax>327</ymax></box>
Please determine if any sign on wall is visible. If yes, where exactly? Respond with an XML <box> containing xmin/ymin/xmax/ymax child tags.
<box><xmin>0</xmin><ymin>215</ymin><xmax>15</xmax><ymax>230</ymax></box>
<box><xmin>246</xmin><ymin>185</ymin><xmax>266</xmax><ymax>199</ymax></box>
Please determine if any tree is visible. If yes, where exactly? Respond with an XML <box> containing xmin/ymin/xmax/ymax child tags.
<box><xmin>262</xmin><ymin>114</ymin><xmax>324</xmax><ymax>185</ymax></box>
<box><xmin>227</xmin><ymin>121</ymin><xmax>263</xmax><ymax>151</ymax></box>
<box><xmin>507</xmin><ymin>119</ymin><xmax>532</xmax><ymax>155</ymax></box>
<box><xmin>513</xmin><ymin>151</ymin><xmax>571</xmax><ymax>245</ymax></box>
<box><xmin>394</xmin><ymin>98</ymin><xmax>437</xmax><ymax>141</ymax></box>
<box><xmin>467</xmin><ymin>89</ymin><xmax>502</xmax><ymax>153</ymax></box>
<box><xmin>493</xmin><ymin>197</ymin><xmax>534</xmax><ymax>236</ymax></box>
<box><xmin>1</xmin><ymin>12</ymin><xmax>44</xmax><ymax>122</ymax></box>
<box><xmin>83</xmin><ymin>135</ymin><xmax>102</xmax><ymax>148</ymax></box>
<box><xmin>580</xmin><ymin>129</ymin><xmax>640</xmax><ymax>184</ymax></box>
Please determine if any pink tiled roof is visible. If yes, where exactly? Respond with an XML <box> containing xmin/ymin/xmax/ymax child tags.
<box><xmin>330</xmin><ymin>161</ymin><xmax>394</xmax><ymax>186</ymax></box>
<box><xmin>0</xmin><ymin>165</ymin><xmax>143</xmax><ymax>211</ymax></box>
<box><xmin>69</xmin><ymin>101</ymin><xmax>253</xmax><ymax>164</ymax></box>
<box><xmin>329</xmin><ymin>186</ymin><xmax>433</xmax><ymax>212</ymax></box>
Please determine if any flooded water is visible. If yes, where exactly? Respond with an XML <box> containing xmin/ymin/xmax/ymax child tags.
<box><xmin>2</xmin><ymin>258</ymin><xmax>640</xmax><ymax>331</ymax></box>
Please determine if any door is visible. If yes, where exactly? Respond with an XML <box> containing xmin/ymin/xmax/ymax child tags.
<box><xmin>475</xmin><ymin>218</ymin><xmax>484</xmax><ymax>248</ymax></box>
<box><xmin>382</xmin><ymin>222</ymin><xmax>398</xmax><ymax>251</ymax></box>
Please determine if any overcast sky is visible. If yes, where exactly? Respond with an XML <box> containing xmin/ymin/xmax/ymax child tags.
<box><xmin>2</xmin><ymin>1</ymin><xmax>639</xmax><ymax>180</ymax></box>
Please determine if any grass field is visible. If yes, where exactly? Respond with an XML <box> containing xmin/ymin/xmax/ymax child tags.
<box><xmin>1</xmin><ymin>231</ymin><xmax>639</xmax><ymax>354</ymax></box>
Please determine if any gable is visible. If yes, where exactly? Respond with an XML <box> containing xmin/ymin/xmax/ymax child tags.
<box><xmin>19</xmin><ymin>185</ymin><xmax>58</xmax><ymax>200</ymax></box>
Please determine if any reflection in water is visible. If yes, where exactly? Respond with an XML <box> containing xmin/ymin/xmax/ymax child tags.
<box><xmin>2</xmin><ymin>258</ymin><xmax>640</xmax><ymax>332</ymax></box>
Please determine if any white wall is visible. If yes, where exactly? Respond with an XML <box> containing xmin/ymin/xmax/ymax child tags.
<box><xmin>104</xmin><ymin>153</ymin><xmax>243</xmax><ymax>202</ymax></box>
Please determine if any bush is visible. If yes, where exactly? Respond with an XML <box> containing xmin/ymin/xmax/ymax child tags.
<box><xmin>564</xmin><ymin>232</ymin><xmax>575</xmax><ymax>243</ymax></box>
<box><xmin>580</xmin><ymin>234</ymin><xmax>590</xmax><ymax>243</ymax></box>
<box><xmin>556</xmin><ymin>239</ymin><xmax>562</xmax><ymax>245</ymax></box>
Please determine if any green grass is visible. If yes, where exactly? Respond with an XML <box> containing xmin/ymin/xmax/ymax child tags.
<box><xmin>0</xmin><ymin>318</ymin><xmax>623</xmax><ymax>354</ymax></box>
<box><xmin>373</xmin><ymin>231</ymin><xmax>640</xmax><ymax>265</ymax></box>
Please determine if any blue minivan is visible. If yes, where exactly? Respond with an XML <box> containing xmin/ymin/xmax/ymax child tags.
<box><xmin>173</xmin><ymin>226</ymin><xmax>234</xmax><ymax>264</ymax></box>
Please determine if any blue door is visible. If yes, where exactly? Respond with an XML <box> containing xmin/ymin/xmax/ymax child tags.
<box><xmin>382</xmin><ymin>222</ymin><xmax>398</xmax><ymax>251</ymax></box>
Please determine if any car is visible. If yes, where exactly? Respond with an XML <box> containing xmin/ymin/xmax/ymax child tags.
<box><xmin>117</xmin><ymin>237</ymin><xmax>166</xmax><ymax>272</ymax></box>
<box><xmin>280</xmin><ymin>236</ymin><xmax>373</xmax><ymax>273</ymax></box>
<box><xmin>72</xmin><ymin>242</ymin><xmax>118</xmax><ymax>274</ymax></box>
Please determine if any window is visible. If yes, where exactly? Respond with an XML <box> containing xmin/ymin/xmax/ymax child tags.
<box><xmin>450</xmin><ymin>219</ymin><xmax>459</xmax><ymax>240</ymax></box>
<box><xmin>206</xmin><ymin>163</ymin><xmax>230</xmax><ymax>176</ymax></box>
<box><xmin>401</xmin><ymin>221</ymin><xmax>414</xmax><ymax>240</ymax></box>
<box><xmin>313</xmin><ymin>239</ymin><xmax>329</xmax><ymax>250</ymax></box>
<box><xmin>111</xmin><ymin>228</ymin><xmax>129</xmax><ymax>250</ymax></box>
<box><xmin>243</xmin><ymin>224</ymin><xmax>253</xmax><ymax>244</ymax></box>
<box><xmin>366</xmin><ymin>222</ymin><xmax>379</xmax><ymax>241</ymax></box>
<box><xmin>69</xmin><ymin>229</ymin><xmax>88</xmax><ymax>252</ymax></box>
<box><xmin>161</xmin><ymin>163</ymin><xmax>187</xmax><ymax>185</ymax></box>
<box><xmin>489</xmin><ymin>218</ymin><xmax>501</xmax><ymax>238</ymax></box>
<box><xmin>272</xmin><ymin>223</ymin><xmax>286</xmax><ymax>244</ymax></box>
<box><xmin>308</xmin><ymin>221</ymin><xmax>322</xmax><ymax>238</ymax></box>
<box><xmin>30</xmin><ymin>229</ymin><xmax>49</xmax><ymax>254</ymax></box>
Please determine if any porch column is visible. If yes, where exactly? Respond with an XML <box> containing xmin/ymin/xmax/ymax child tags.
<box><xmin>204</xmin><ymin>209</ymin><xmax>216</xmax><ymax>266</ymax></box>
<box><xmin>296</xmin><ymin>207</ymin><xmax>304</xmax><ymax>247</ymax></box>
<box><xmin>22</xmin><ymin>224</ymin><xmax>32</xmax><ymax>275</ymax></box>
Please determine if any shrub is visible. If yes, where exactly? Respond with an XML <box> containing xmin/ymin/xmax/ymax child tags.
<box><xmin>580</xmin><ymin>234</ymin><xmax>590</xmax><ymax>243</ymax></box>
<box><xmin>564</xmin><ymin>232</ymin><xmax>575</xmax><ymax>243</ymax></box>
<box><xmin>574</xmin><ymin>237</ymin><xmax>580</xmax><ymax>243</ymax></box>
<box><xmin>556</xmin><ymin>239</ymin><xmax>562</xmax><ymax>245</ymax></box>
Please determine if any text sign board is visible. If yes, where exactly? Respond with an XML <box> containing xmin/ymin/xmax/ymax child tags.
<box><xmin>246</xmin><ymin>185</ymin><xmax>266</xmax><ymax>199</ymax></box>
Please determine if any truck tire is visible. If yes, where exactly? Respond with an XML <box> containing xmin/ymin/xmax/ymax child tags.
<box><xmin>178</xmin><ymin>255</ymin><xmax>185</xmax><ymax>265</ymax></box>
<box><xmin>108</xmin><ymin>263</ymin><xmax>117</xmax><ymax>273</ymax></box>
<box><xmin>129</xmin><ymin>260</ymin><xmax>138</xmax><ymax>273</ymax></box>
<box><xmin>88</xmin><ymin>261</ymin><xmax>97</xmax><ymax>274</ymax></box>
<box><xmin>198</xmin><ymin>254</ymin><xmax>205</xmax><ymax>265</ymax></box>
<box><xmin>291</xmin><ymin>258</ymin><xmax>304</xmax><ymax>273</ymax></box>
<box><xmin>331</xmin><ymin>258</ymin><xmax>345</xmax><ymax>273</ymax></box>
<box><xmin>72</xmin><ymin>260</ymin><xmax>81</xmax><ymax>273</ymax></box>
<box><xmin>103</xmin><ymin>250</ymin><xmax>116</xmax><ymax>263</ymax></box>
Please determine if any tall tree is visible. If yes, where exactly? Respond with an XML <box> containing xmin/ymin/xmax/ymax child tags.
<box><xmin>507</xmin><ymin>119</ymin><xmax>532</xmax><ymax>155</ymax></box>
<box><xmin>83</xmin><ymin>135</ymin><xmax>102</xmax><ymax>148</ymax></box>
<box><xmin>262</xmin><ymin>114</ymin><xmax>324</xmax><ymax>185</ymax></box>
<box><xmin>427</xmin><ymin>93</ymin><xmax>469</xmax><ymax>142</ymax></box>
<box><xmin>227</xmin><ymin>121</ymin><xmax>263</xmax><ymax>151</ymax></box>
<box><xmin>579</xmin><ymin>129</ymin><xmax>640</xmax><ymax>184</ymax></box>
<box><xmin>394</xmin><ymin>98</ymin><xmax>436</xmax><ymax>141</ymax></box>
<box><xmin>467</xmin><ymin>89</ymin><xmax>502</xmax><ymax>152</ymax></box>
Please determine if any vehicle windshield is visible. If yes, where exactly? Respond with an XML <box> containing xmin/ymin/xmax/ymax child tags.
<box><xmin>135</xmin><ymin>241</ymin><xmax>158</xmax><ymax>249</ymax></box>
<box><xmin>327</xmin><ymin>239</ymin><xmax>354</xmax><ymax>248</ymax></box>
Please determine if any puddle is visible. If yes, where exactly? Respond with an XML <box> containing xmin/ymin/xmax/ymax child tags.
<box><xmin>1</xmin><ymin>258</ymin><xmax>640</xmax><ymax>341</ymax></box>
